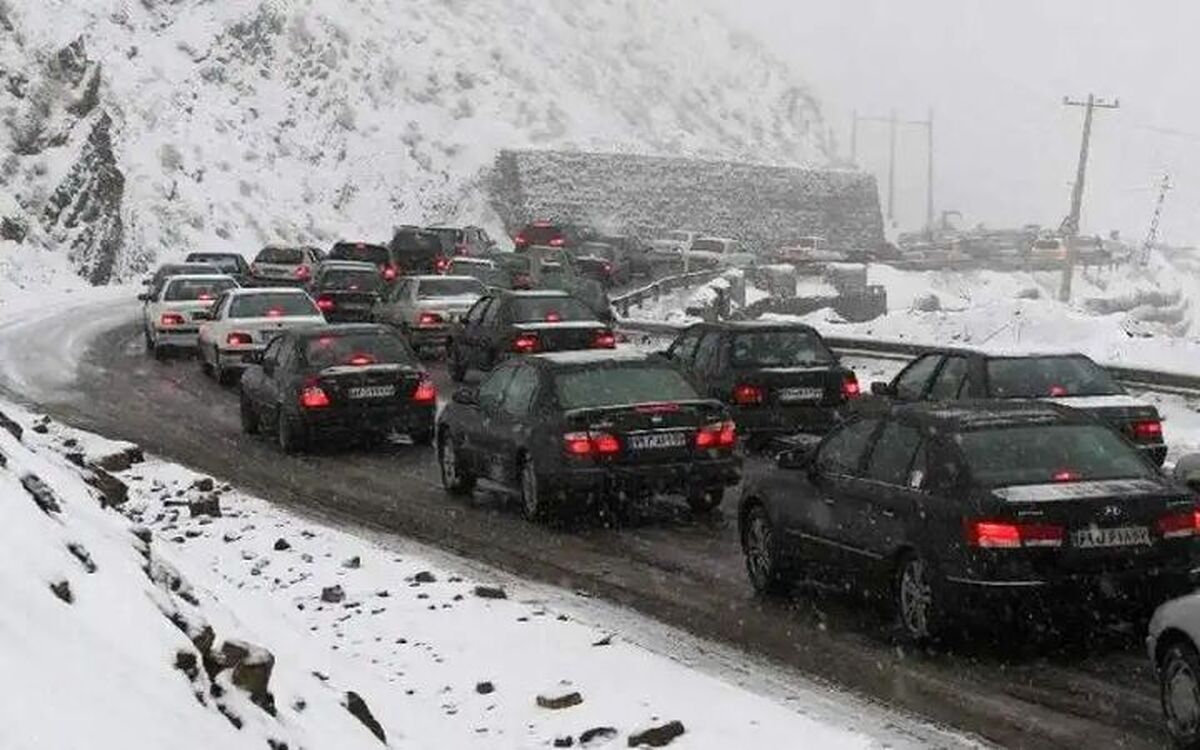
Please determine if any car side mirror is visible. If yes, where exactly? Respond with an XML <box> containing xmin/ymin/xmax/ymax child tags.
<box><xmin>136</xmin><ymin>293</ymin><xmax>150</xmax><ymax>302</ymax></box>
<box><xmin>871</xmin><ymin>381</ymin><xmax>895</xmax><ymax>397</ymax></box>
<box><xmin>453</xmin><ymin>386</ymin><xmax>479</xmax><ymax>406</ymax></box>
<box><xmin>777</xmin><ymin>447</ymin><xmax>814</xmax><ymax>470</ymax></box>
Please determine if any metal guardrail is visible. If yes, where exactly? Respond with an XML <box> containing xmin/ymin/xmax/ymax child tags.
<box><xmin>610</xmin><ymin>269</ymin><xmax>725</xmax><ymax>317</ymax></box>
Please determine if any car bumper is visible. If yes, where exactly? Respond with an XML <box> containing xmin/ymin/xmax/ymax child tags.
<box><xmin>248</xmin><ymin>276</ymin><xmax>306</xmax><ymax>287</ymax></box>
<box><xmin>731</xmin><ymin>404</ymin><xmax>845</xmax><ymax>438</ymax></box>
<box><xmin>544</xmin><ymin>457</ymin><xmax>741</xmax><ymax>497</ymax></box>
<box><xmin>324</xmin><ymin>310</ymin><xmax>374</xmax><ymax>324</ymax></box>
<box><xmin>216</xmin><ymin>345</ymin><xmax>264</xmax><ymax>369</ymax></box>
<box><xmin>942</xmin><ymin>564</ymin><xmax>1199</xmax><ymax>614</ymax></box>
<box><xmin>300</xmin><ymin>404</ymin><xmax>435</xmax><ymax>436</ymax></box>
<box><xmin>153</xmin><ymin>329</ymin><xmax>200</xmax><ymax>347</ymax></box>
<box><xmin>408</xmin><ymin>326</ymin><xmax>451</xmax><ymax>347</ymax></box>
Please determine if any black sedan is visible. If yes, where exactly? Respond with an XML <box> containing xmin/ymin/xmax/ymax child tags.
<box><xmin>436</xmin><ymin>351</ymin><xmax>742</xmax><ymax>522</ymax></box>
<box><xmin>445</xmin><ymin>289</ymin><xmax>615</xmax><ymax>382</ymax></box>
<box><xmin>738</xmin><ymin>400</ymin><xmax>1197</xmax><ymax>642</ymax></box>
<box><xmin>869</xmin><ymin>348</ymin><xmax>1167</xmax><ymax>465</ymax></box>
<box><xmin>307</xmin><ymin>261</ymin><xmax>384</xmax><ymax>323</ymax></box>
<box><xmin>664</xmin><ymin>321</ymin><xmax>860</xmax><ymax>444</ymax></box>
<box><xmin>239</xmin><ymin>324</ymin><xmax>436</xmax><ymax>453</ymax></box>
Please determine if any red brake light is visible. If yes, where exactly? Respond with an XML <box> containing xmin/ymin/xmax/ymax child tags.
<box><xmin>841</xmin><ymin>373</ymin><xmax>861</xmax><ymax>400</ymax></box>
<box><xmin>696</xmin><ymin>420</ymin><xmax>737</xmax><ymax>449</ymax></box>
<box><xmin>602</xmin><ymin>262</ymin><xmax>612</xmax><ymax>273</ymax></box>
<box><xmin>591</xmin><ymin>329</ymin><xmax>616</xmax><ymax>349</ymax></box>
<box><xmin>226</xmin><ymin>332</ymin><xmax>253</xmax><ymax>346</ymax></box>
<box><xmin>266</xmin><ymin>307</ymin><xmax>284</xmax><ymax>318</ymax></box>
<box><xmin>160</xmin><ymin>312</ymin><xmax>185</xmax><ymax>327</ymax></box>
<box><xmin>1158</xmin><ymin>509</ymin><xmax>1200</xmax><ymax>539</ymax></box>
<box><xmin>514</xmin><ymin>233</ymin><xmax>528</xmax><ymax>248</ymax></box>
<box><xmin>316</xmin><ymin>295</ymin><xmax>335</xmax><ymax>312</ymax></box>
<box><xmin>545</xmin><ymin>311</ymin><xmax>562</xmax><ymax>322</ymax></box>
<box><xmin>434</xmin><ymin>257</ymin><xmax>450</xmax><ymax>273</ymax></box>
<box><xmin>294</xmin><ymin>265</ymin><xmax>311</xmax><ymax>280</ymax></box>
<box><xmin>548</xmin><ymin>236</ymin><xmax>565</xmax><ymax>247</ymax></box>
<box><xmin>732</xmin><ymin>383</ymin><xmax>764</xmax><ymax>406</ymax></box>
<box><xmin>347</xmin><ymin>353</ymin><xmax>375</xmax><ymax>366</ymax></box>
<box><xmin>197</xmin><ymin>292</ymin><xmax>213</xmax><ymax>302</ymax></box>
<box><xmin>563</xmin><ymin>431</ymin><xmax>620</xmax><ymax>457</ymax></box>
<box><xmin>635</xmin><ymin>403</ymin><xmax>681</xmax><ymax>414</ymax></box>
<box><xmin>1133</xmin><ymin>419</ymin><xmax>1163</xmax><ymax>439</ymax></box>
<box><xmin>412</xmin><ymin>379</ymin><xmax>437</xmax><ymax>404</ymax></box>
<box><xmin>592</xmin><ymin>433</ymin><xmax>621</xmax><ymax>455</ymax></box>
<box><xmin>300</xmin><ymin>381</ymin><xmax>331</xmax><ymax>409</ymax></box>
<box><xmin>417</xmin><ymin>311</ymin><xmax>444</xmax><ymax>327</ymax></box>
<box><xmin>1049</xmin><ymin>385</ymin><xmax>1068</xmax><ymax>397</ymax></box>
<box><xmin>965</xmin><ymin>520</ymin><xmax>1064</xmax><ymax>549</ymax></box>
<box><xmin>382</xmin><ymin>265</ymin><xmax>398</xmax><ymax>281</ymax></box>
<box><xmin>1052</xmin><ymin>469</ymin><xmax>1080</xmax><ymax>482</ymax></box>
<box><xmin>512</xmin><ymin>333</ymin><xmax>539</xmax><ymax>353</ymax></box>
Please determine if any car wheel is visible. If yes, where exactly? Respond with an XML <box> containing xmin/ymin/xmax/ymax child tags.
<box><xmin>277</xmin><ymin>409</ymin><xmax>306</xmax><ymax>455</ymax></box>
<box><xmin>1163</xmin><ymin>639</ymin><xmax>1200</xmax><ymax>749</ymax></box>
<box><xmin>894</xmin><ymin>552</ymin><xmax>942</xmax><ymax>643</ymax></box>
<box><xmin>199</xmin><ymin>344</ymin><xmax>214</xmax><ymax>377</ymax></box>
<box><xmin>239</xmin><ymin>392</ymin><xmax>260</xmax><ymax>435</ymax></box>
<box><xmin>438</xmin><ymin>434</ymin><xmax>475</xmax><ymax>495</ymax></box>
<box><xmin>520</xmin><ymin>456</ymin><xmax>549</xmax><ymax>523</ymax></box>
<box><xmin>742</xmin><ymin>503</ymin><xmax>790</xmax><ymax>596</ymax></box>
<box><xmin>448</xmin><ymin>344</ymin><xmax>467</xmax><ymax>383</ymax></box>
<box><xmin>152</xmin><ymin>343</ymin><xmax>168</xmax><ymax>362</ymax></box>
<box><xmin>143</xmin><ymin>327</ymin><xmax>154</xmax><ymax>352</ymax></box>
<box><xmin>686</xmin><ymin>487</ymin><xmax>724</xmax><ymax>514</ymax></box>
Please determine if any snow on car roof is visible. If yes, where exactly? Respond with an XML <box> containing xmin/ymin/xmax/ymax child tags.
<box><xmin>319</xmin><ymin>260</ymin><xmax>377</xmax><ymax>270</ymax></box>
<box><xmin>506</xmin><ymin>289</ymin><xmax>571</xmax><ymax>297</ymax></box>
<box><xmin>164</xmin><ymin>274</ymin><xmax>238</xmax><ymax>282</ymax></box>
<box><xmin>228</xmin><ymin>286</ymin><xmax>311</xmax><ymax>296</ymax></box>
<box><xmin>412</xmin><ymin>275</ymin><xmax>481</xmax><ymax>282</ymax></box>
<box><xmin>530</xmin><ymin>349</ymin><xmax>657</xmax><ymax>366</ymax></box>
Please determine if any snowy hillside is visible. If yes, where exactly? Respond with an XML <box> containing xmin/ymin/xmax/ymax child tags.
<box><xmin>0</xmin><ymin>0</ymin><xmax>829</xmax><ymax>290</ymax></box>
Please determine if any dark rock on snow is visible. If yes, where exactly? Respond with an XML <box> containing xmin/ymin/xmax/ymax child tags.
<box><xmin>0</xmin><ymin>409</ymin><xmax>23</xmax><ymax>440</ymax></box>
<box><xmin>475</xmin><ymin>681</ymin><xmax>495</xmax><ymax>695</ymax></box>
<box><xmin>188</xmin><ymin>494</ymin><xmax>221</xmax><ymax>518</ymax></box>
<box><xmin>473</xmin><ymin>585</ymin><xmax>507</xmax><ymax>600</ymax></box>
<box><xmin>50</xmin><ymin>579</ymin><xmax>73</xmax><ymax>604</ymax></box>
<box><xmin>321</xmin><ymin>585</ymin><xmax>345</xmax><ymax>604</ymax></box>
<box><xmin>537</xmin><ymin>691</ymin><xmax>583</xmax><ymax>710</ymax></box>
<box><xmin>85</xmin><ymin>467</ymin><xmax>128</xmax><ymax>508</ymax></box>
<box><xmin>580</xmin><ymin>727</ymin><xmax>619</xmax><ymax>745</ymax></box>
<box><xmin>191</xmin><ymin>477</ymin><xmax>215</xmax><ymax>492</ymax></box>
<box><xmin>94</xmin><ymin>445</ymin><xmax>144</xmax><ymax>473</ymax></box>
<box><xmin>343</xmin><ymin>691</ymin><xmax>387</xmax><ymax>744</ymax></box>
<box><xmin>273</xmin><ymin>538</ymin><xmax>291</xmax><ymax>551</ymax></box>
<box><xmin>413</xmin><ymin>570</ymin><xmax>436</xmax><ymax>584</ymax></box>
<box><xmin>22</xmin><ymin>473</ymin><xmax>62</xmax><ymax>514</ymax></box>
<box><xmin>554</xmin><ymin>737</ymin><xmax>575</xmax><ymax>748</ymax></box>
<box><xmin>627</xmin><ymin>720</ymin><xmax>685</xmax><ymax>747</ymax></box>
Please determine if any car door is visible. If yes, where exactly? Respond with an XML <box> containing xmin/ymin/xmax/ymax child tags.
<box><xmin>925</xmin><ymin>355</ymin><xmax>969</xmax><ymax>401</ymax></box>
<box><xmin>476</xmin><ymin>296</ymin><xmax>506</xmax><ymax>369</ymax></box>
<box><xmin>461</xmin><ymin>363</ymin><xmax>518</xmax><ymax>480</ymax></box>
<box><xmin>489</xmin><ymin>363</ymin><xmax>541</xmax><ymax>486</ymax></box>
<box><xmin>854</xmin><ymin>419</ymin><xmax>926</xmax><ymax>563</ymax></box>
<box><xmin>247</xmin><ymin>335</ymin><xmax>285</xmax><ymax>413</ymax></box>
<box><xmin>690</xmin><ymin>331</ymin><xmax>726</xmax><ymax>399</ymax></box>
<box><xmin>456</xmin><ymin>296</ymin><xmax>490</xmax><ymax>361</ymax></box>
<box><xmin>889</xmin><ymin>354</ymin><xmax>944</xmax><ymax>401</ymax></box>
<box><xmin>666</xmin><ymin>326</ymin><xmax>704</xmax><ymax>379</ymax></box>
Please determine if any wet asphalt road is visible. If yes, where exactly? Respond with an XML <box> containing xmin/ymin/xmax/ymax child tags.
<box><xmin>9</xmin><ymin>315</ymin><xmax>1175</xmax><ymax>749</ymax></box>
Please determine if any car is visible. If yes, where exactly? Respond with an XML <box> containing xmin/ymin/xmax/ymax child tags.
<box><xmin>663</xmin><ymin>322</ymin><xmax>860</xmax><ymax>444</ymax></box>
<box><xmin>774</xmin><ymin>237</ymin><xmax>848</xmax><ymax>265</ymax></box>
<box><xmin>572</xmin><ymin>242</ymin><xmax>632</xmax><ymax>287</ymax></box>
<box><xmin>512</xmin><ymin>220</ymin><xmax>590</xmax><ymax>251</ymax></box>
<box><xmin>591</xmin><ymin>235</ymin><xmax>650</xmax><ymax>278</ymax></box>
<box><xmin>648</xmin><ymin>230</ymin><xmax>701</xmax><ymax>274</ymax></box>
<box><xmin>139</xmin><ymin>274</ymin><xmax>240</xmax><ymax>358</ymax></box>
<box><xmin>141</xmin><ymin>262</ymin><xmax>222</xmax><ymax>300</ymax></box>
<box><xmin>239</xmin><ymin>324</ymin><xmax>436</xmax><ymax>453</ymax></box>
<box><xmin>445</xmin><ymin>289</ymin><xmax>616</xmax><ymax>383</ymax></box>
<box><xmin>436</xmin><ymin>350</ymin><xmax>742</xmax><ymax>521</ymax></box>
<box><xmin>519</xmin><ymin>246</ymin><xmax>613</xmax><ymax>323</ymax></box>
<box><xmin>868</xmin><ymin>349</ymin><xmax>1168</xmax><ymax>465</ymax></box>
<box><xmin>389</xmin><ymin>227</ymin><xmax>450</xmax><ymax>275</ymax></box>
<box><xmin>738</xmin><ymin>400</ymin><xmax>1199</xmax><ymax>644</ymax></box>
<box><xmin>425</xmin><ymin>225</ymin><xmax>497</xmax><ymax>257</ymax></box>
<box><xmin>689</xmin><ymin>237</ymin><xmax>757</xmax><ymax>269</ymax></box>
<box><xmin>249</xmin><ymin>245</ymin><xmax>324</xmax><ymax>285</ymax></box>
<box><xmin>445</xmin><ymin>256</ymin><xmax>503</xmax><ymax>286</ymax></box>
<box><xmin>307</xmin><ymin>261</ymin><xmax>385</xmax><ymax>323</ymax></box>
<box><xmin>184</xmin><ymin>252</ymin><xmax>252</xmax><ymax>282</ymax></box>
<box><xmin>196</xmin><ymin>287</ymin><xmax>326</xmax><ymax>385</ymax></box>
<box><xmin>325</xmin><ymin>241</ymin><xmax>402</xmax><ymax>283</ymax></box>
<box><xmin>372</xmin><ymin>275</ymin><xmax>488</xmax><ymax>352</ymax></box>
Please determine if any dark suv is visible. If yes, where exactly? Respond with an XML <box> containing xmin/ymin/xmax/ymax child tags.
<box><xmin>327</xmin><ymin>242</ymin><xmax>402</xmax><ymax>283</ymax></box>
<box><xmin>389</xmin><ymin>228</ymin><xmax>449</xmax><ymax>275</ymax></box>
<box><xmin>513</xmin><ymin>221</ymin><xmax>590</xmax><ymax>251</ymax></box>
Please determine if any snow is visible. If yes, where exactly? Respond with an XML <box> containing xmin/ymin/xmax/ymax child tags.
<box><xmin>0</xmin><ymin>402</ymin><xmax>976</xmax><ymax>750</ymax></box>
<box><xmin>992</xmin><ymin>478</ymin><xmax>1166</xmax><ymax>503</ymax></box>
<box><xmin>531</xmin><ymin>349</ymin><xmax>657</xmax><ymax>365</ymax></box>
<box><xmin>1045</xmin><ymin>394</ymin><xmax>1150</xmax><ymax>410</ymax></box>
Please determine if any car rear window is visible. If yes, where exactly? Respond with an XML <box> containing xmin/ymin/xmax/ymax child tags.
<box><xmin>511</xmin><ymin>297</ymin><xmax>596</xmax><ymax>323</ymax></box>
<box><xmin>229</xmin><ymin>293</ymin><xmax>319</xmax><ymax>318</ymax></box>
<box><xmin>730</xmin><ymin>329</ymin><xmax>836</xmax><ymax>367</ymax></box>
<box><xmin>691</xmin><ymin>239</ymin><xmax>726</xmax><ymax>254</ymax></box>
<box><xmin>186</xmin><ymin>255</ymin><xmax>243</xmax><ymax>273</ymax></box>
<box><xmin>522</xmin><ymin>225</ymin><xmax>563</xmax><ymax>245</ymax></box>
<box><xmin>417</xmin><ymin>278</ymin><xmax>485</xmax><ymax>298</ymax></box>
<box><xmin>554</xmin><ymin>366</ymin><xmax>699</xmax><ymax>410</ymax></box>
<box><xmin>956</xmin><ymin>424</ymin><xmax>1152</xmax><ymax>486</ymax></box>
<box><xmin>256</xmin><ymin>247</ymin><xmax>304</xmax><ymax>264</ymax></box>
<box><xmin>303</xmin><ymin>331</ymin><xmax>416</xmax><ymax>369</ymax></box>
<box><xmin>318</xmin><ymin>269</ymin><xmax>383</xmax><ymax>292</ymax></box>
<box><xmin>329</xmin><ymin>243</ymin><xmax>390</xmax><ymax>265</ymax></box>
<box><xmin>163</xmin><ymin>278</ymin><xmax>238</xmax><ymax>302</ymax></box>
<box><xmin>987</xmin><ymin>356</ymin><xmax>1122</xmax><ymax>398</ymax></box>
<box><xmin>391</xmin><ymin>231</ymin><xmax>442</xmax><ymax>257</ymax></box>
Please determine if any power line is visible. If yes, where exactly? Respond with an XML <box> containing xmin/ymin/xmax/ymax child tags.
<box><xmin>849</xmin><ymin>109</ymin><xmax>935</xmax><ymax>232</ymax></box>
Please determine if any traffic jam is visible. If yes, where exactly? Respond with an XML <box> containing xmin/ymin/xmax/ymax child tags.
<box><xmin>136</xmin><ymin>222</ymin><xmax>1200</xmax><ymax>747</ymax></box>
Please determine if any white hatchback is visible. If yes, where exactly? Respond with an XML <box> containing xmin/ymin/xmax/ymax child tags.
<box><xmin>197</xmin><ymin>287</ymin><xmax>325</xmax><ymax>384</ymax></box>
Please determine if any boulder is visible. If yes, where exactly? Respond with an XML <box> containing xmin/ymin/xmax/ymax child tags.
<box><xmin>220</xmin><ymin>640</ymin><xmax>276</xmax><ymax>714</ymax></box>
<box><xmin>343</xmin><ymin>691</ymin><xmax>386</xmax><ymax>744</ymax></box>
<box><xmin>273</xmin><ymin>538</ymin><xmax>291</xmax><ymax>551</ymax></box>
<box><xmin>188</xmin><ymin>494</ymin><xmax>221</xmax><ymax>518</ymax></box>
<box><xmin>473</xmin><ymin>585</ymin><xmax>507</xmax><ymax>600</ymax></box>
<box><xmin>84</xmin><ymin>467</ymin><xmax>128</xmax><ymax>508</ymax></box>
<box><xmin>321</xmin><ymin>585</ymin><xmax>345</xmax><ymax>604</ymax></box>
<box><xmin>50</xmin><ymin>579</ymin><xmax>73</xmax><ymax>604</ymax></box>
<box><xmin>627</xmin><ymin>721</ymin><xmax>685</xmax><ymax>747</ymax></box>
<box><xmin>580</xmin><ymin>727</ymin><xmax>618</xmax><ymax>746</ymax></box>
<box><xmin>94</xmin><ymin>446</ymin><xmax>144</xmax><ymax>473</ymax></box>
<box><xmin>22</xmin><ymin>473</ymin><xmax>62</xmax><ymax>514</ymax></box>
<box><xmin>537</xmin><ymin>691</ymin><xmax>583</xmax><ymax>710</ymax></box>
<box><xmin>475</xmin><ymin>681</ymin><xmax>495</xmax><ymax>695</ymax></box>
<box><xmin>413</xmin><ymin>570</ymin><xmax>436</xmax><ymax>584</ymax></box>
<box><xmin>0</xmin><ymin>409</ymin><xmax>22</xmax><ymax>441</ymax></box>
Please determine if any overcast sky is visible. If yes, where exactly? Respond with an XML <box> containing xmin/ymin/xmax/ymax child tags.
<box><xmin>711</xmin><ymin>0</ymin><xmax>1200</xmax><ymax>245</ymax></box>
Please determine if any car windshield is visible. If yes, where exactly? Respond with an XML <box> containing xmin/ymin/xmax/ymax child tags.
<box><xmin>229</xmin><ymin>293</ymin><xmax>319</xmax><ymax>318</ymax></box>
<box><xmin>163</xmin><ymin>278</ymin><xmax>238</xmax><ymax>302</ymax></box>
<box><xmin>417</xmin><ymin>278</ymin><xmax>485</xmax><ymax>298</ymax></box>
<box><xmin>511</xmin><ymin>296</ymin><xmax>596</xmax><ymax>322</ymax></box>
<box><xmin>329</xmin><ymin>243</ymin><xmax>390</xmax><ymax>265</ymax></box>
<box><xmin>957</xmin><ymin>424</ymin><xmax>1153</xmax><ymax>486</ymax></box>
<box><xmin>987</xmin><ymin>356</ymin><xmax>1123</xmax><ymax>398</ymax></box>
<box><xmin>156</xmin><ymin>264</ymin><xmax>217</xmax><ymax>282</ymax></box>
<box><xmin>318</xmin><ymin>269</ymin><xmax>383</xmax><ymax>292</ymax></box>
<box><xmin>256</xmin><ymin>247</ymin><xmax>303</xmax><ymax>264</ymax></box>
<box><xmin>730</xmin><ymin>329</ymin><xmax>836</xmax><ymax>367</ymax></box>
<box><xmin>554</xmin><ymin>365</ymin><xmax>699</xmax><ymax>410</ymax></box>
<box><xmin>692</xmin><ymin>239</ymin><xmax>726</xmax><ymax>253</ymax></box>
<box><xmin>186</xmin><ymin>255</ymin><xmax>243</xmax><ymax>273</ymax></box>
<box><xmin>303</xmin><ymin>331</ymin><xmax>416</xmax><ymax>369</ymax></box>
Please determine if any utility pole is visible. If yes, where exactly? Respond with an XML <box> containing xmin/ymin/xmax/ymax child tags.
<box><xmin>887</xmin><ymin>109</ymin><xmax>898</xmax><ymax>225</ymax></box>
<box><xmin>850</xmin><ymin>108</ymin><xmax>935</xmax><ymax>231</ymax></box>
<box><xmin>1138</xmin><ymin>173</ymin><xmax>1172</xmax><ymax>266</ymax></box>
<box><xmin>1058</xmin><ymin>94</ymin><xmax>1120</xmax><ymax>302</ymax></box>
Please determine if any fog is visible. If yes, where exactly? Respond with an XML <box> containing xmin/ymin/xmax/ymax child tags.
<box><xmin>711</xmin><ymin>0</ymin><xmax>1200</xmax><ymax>245</ymax></box>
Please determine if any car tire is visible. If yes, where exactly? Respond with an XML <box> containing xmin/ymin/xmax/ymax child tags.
<box><xmin>143</xmin><ymin>328</ymin><xmax>154</xmax><ymax>352</ymax></box>
<box><xmin>741</xmin><ymin>503</ymin><xmax>790</xmax><ymax>596</ymax></box>
<box><xmin>1161</xmin><ymin>639</ymin><xmax>1200</xmax><ymax>749</ymax></box>
<box><xmin>239</xmin><ymin>392</ymin><xmax>260</xmax><ymax>435</ymax></box>
<box><xmin>448</xmin><ymin>344</ymin><xmax>467</xmax><ymax>383</ymax></box>
<box><xmin>277</xmin><ymin>409</ymin><xmax>306</xmax><ymax>455</ymax></box>
<box><xmin>152</xmin><ymin>343</ymin><xmax>168</xmax><ymax>362</ymax></box>
<box><xmin>199</xmin><ymin>344</ymin><xmax>215</xmax><ymax>378</ymax></box>
<box><xmin>894</xmin><ymin>551</ymin><xmax>943</xmax><ymax>644</ymax></box>
<box><xmin>686</xmin><ymin>487</ymin><xmax>724</xmax><ymax>514</ymax></box>
<box><xmin>438</xmin><ymin>434</ymin><xmax>475</xmax><ymax>496</ymax></box>
<box><xmin>520</xmin><ymin>455</ymin><xmax>549</xmax><ymax>523</ymax></box>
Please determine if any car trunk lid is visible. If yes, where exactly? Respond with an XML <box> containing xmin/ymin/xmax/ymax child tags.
<box><xmin>564</xmin><ymin>399</ymin><xmax>728</xmax><ymax>465</ymax></box>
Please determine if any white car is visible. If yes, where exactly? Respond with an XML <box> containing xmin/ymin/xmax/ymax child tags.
<box><xmin>197</xmin><ymin>287</ymin><xmax>325</xmax><ymax>384</ymax></box>
<box><xmin>690</xmin><ymin>236</ymin><xmax>757</xmax><ymax>269</ymax></box>
<box><xmin>373</xmin><ymin>275</ymin><xmax>487</xmax><ymax>351</ymax></box>
<box><xmin>650</xmin><ymin>229</ymin><xmax>699</xmax><ymax>255</ymax></box>
<box><xmin>140</xmin><ymin>274</ymin><xmax>240</xmax><ymax>359</ymax></box>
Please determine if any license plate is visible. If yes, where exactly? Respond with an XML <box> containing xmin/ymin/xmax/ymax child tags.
<box><xmin>1071</xmin><ymin>526</ymin><xmax>1151</xmax><ymax>549</ymax></box>
<box><xmin>777</xmin><ymin>386</ymin><xmax>824</xmax><ymax>403</ymax></box>
<box><xmin>628</xmin><ymin>431</ymin><xmax>687</xmax><ymax>450</ymax></box>
<box><xmin>348</xmin><ymin>385</ymin><xmax>395</xmax><ymax>399</ymax></box>
<box><xmin>342</xmin><ymin>303</ymin><xmax>367</xmax><ymax>311</ymax></box>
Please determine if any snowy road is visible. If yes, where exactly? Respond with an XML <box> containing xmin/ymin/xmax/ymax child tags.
<box><xmin>0</xmin><ymin>292</ymin><xmax>1176</xmax><ymax>749</ymax></box>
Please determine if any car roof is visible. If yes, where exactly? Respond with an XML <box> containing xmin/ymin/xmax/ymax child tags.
<box><xmin>164</xmin><ymin>274</ymin><xmax>238</xmax><ymax>283</ymax></box>
<box><xmin>528</xmin><ymin>350</ymin><xmax>661</xmax><ymax>367</ymax></box>
<box><xmin>318</xmin><ymin>260</ymin><xmax>377</xmax><ymax>271</ymax></box>
<box><xmin>161</xmin><ymin>262</ymin><xmax>218</xmax><ymax>271</ymax></box>
<box><xmin>890</xmin><ymin>400</ymin><xmax>1084</xmax><ymax>432</ymax></box>
<box><xmin>186</xmin><ymin>252</ymin><xmax>242</xmax><ymax>259</ymax></box>
<box><xmin>914</xmin><ymin>346</ymin><xmax>1091</xmax><ymax>360</ymax></box>
<box><xmin>684</xmin><ymin>320</ymin><xmax>820</xmax><ymax>333</ymax></box>
<box><xmin>450</xmin><ymin>257</ymin><xmax>493</xmax><ymax>264</ymax></box>
<box><xmin>500</xmin><ymin>289</ymin><xmax>572</xmax><ymax>298</ymax></box>
<box><xmin>408</xmin><ymin>274</ymin><xmax>481</xmax><ymax>282</ymax></box>
<box><xmin>290</xmin><ymin>323</ymin><xmax>393</xmax><ymax>340</ymax></box>
<box><xmin>227</xmin><ymin>287</ymin><xmax>310</xmax><ymax>297</ymax></box>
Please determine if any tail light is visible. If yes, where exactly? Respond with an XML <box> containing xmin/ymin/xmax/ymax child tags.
<box><xmin>266</xmin><ymin>307</ymin><xmax>284</xmax><ymax>318</ymax></box>
<box><xmin>417</xmin><ymin>311</ymin><xmax>444</xmax><ymax>327</ymax></box>
<box><xmin>160</xmin><ymin>312</ymin><xmax>186</xmax><ymax>327</ymax></box>
<box><xmin>316</xmin><ymin>295</ymin><xmax>335</xmax><ymax>312</ymax></box>
<box><xmin>226</xmin><ymin>332</ymin><xmax>253</xmax><ymax>346</ymax></box>
<box><xmin>300</xmin><ymin>380</ymin><xmax>331</xmax><ymax>409</ymax></box>
<box><xmin>411</xmin><ymin>379</ymin><xmax>437</xmax><ymax>404</ymax></box>
<box><xmin>841</xmin><ymin>373</ymin><xmax>861</xmax><ymax>400</ymax></box>
<box><xmin>294</xmin><ymin>265</ymin><xmax>311</xmax><ymax>280</ymax></box>
<box><xmin>434</xmin><ymin>257</ymin><xmax>450</xmax><ymax>273</ymax></box>
<box><xmin>563</xmin><ymin>431</ymin><xmax>621</xmax><ymax>457</ymax></box>
<box><xmin>591</xmin><ymin>329</ymin><xmax>616</xmax><ymax>349</ymax></box>
<box><xmin>197</xmin><ymin>292</ymin><xmax>213</xmax><ymax>302</ymax></box>
<box><xmin>512</xmin><ymin>333</ymin><xmax>539</xmax><ymax>353</ymax></box>
<box><xmin>965</xmin><ymin>520</ymin><xmax>1064</xmax><ymax>549</ymax></box>
<box><xmin>732</xmin><ymin>383</ymin><xmax>764</xmax><ymax>406</ymax></box>
<box><xmin>602</xmin><ymin>262</ymin><xmax>613</xmax><ymax>274</ymax></box>
<box><xmin>346</xmin><ymin>353</ymin><xmax>375</xmax><ymax>366</ymax></box>
<box><xmin>544</xmin><ymin>311</ymin><xmax>561</xmax><ymax>322</ymax></box>
<box><xmin>1158</xmin><ymin>509</ymin><xmax>1200</xmax><ymax>539</ymax></box>
<box><xmin>514</xmin><ymin>233</ymin><xmax>528</xmax><ymax>248</ymax></box>
<box><xmin>382</xmin><ymin>264</ymin><xmax>398</xmax><ymax>281</ymax></box>
<box><xmin>1052</xmin><ymin>469</ymin><xmax>1080</xmax><ymax>482</ymax></box>
<box><xmin>548</xmin><ymin>236</ymin><xmax>565</xmax><ymax>247</ymax></box>
<box><xmin>1133</xmin><ymin>419</ymin><xmax>1163</xmax><ymax>440</ymax></box>
<box><xmin>695</xmin><ymin>420</ymin><xmax>737</xmax><ymax>449</ymax></box>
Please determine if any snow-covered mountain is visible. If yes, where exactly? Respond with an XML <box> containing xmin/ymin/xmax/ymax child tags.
<box><xmin>0</xmin><ymin>0</ymin><xmax>829</xmax><ymax>290</ymax></box>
